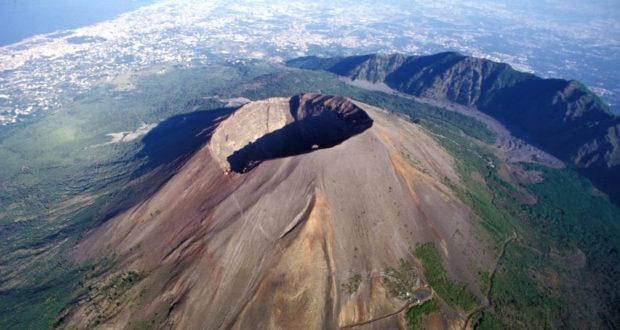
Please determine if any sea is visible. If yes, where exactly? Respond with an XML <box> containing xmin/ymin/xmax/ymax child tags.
<box><xmin>0</xmin><ymin>0</ymin><xmax>156</xmax><ymax>46</ymax></box>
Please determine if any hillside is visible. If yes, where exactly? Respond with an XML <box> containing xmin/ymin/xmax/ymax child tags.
<box><xmin>287</xmin><ymin>53</ymin><xmax>620</xmax><ymax>205</ymax></box>
<box><xmin>0</xmin><ymin>62</ymin><xmax>618</xmax><ymax>329</ymax></box>
<box><xmin>62</xmin><ymin>94</ymin><xmax>482</xmax><ymax>328</ymax></box>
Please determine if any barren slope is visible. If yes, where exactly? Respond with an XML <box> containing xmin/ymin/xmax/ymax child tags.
<box><xmin>66</xmin><ymin>94</ymin><xmax>481</xmax><ymax>329</ymax></box>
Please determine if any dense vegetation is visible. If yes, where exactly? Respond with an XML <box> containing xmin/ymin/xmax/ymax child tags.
<box><xmin>405</xmin><ymin>299</ymin><xmax>439</xmax><ymax>330</ymax></box>
<box><xmin>413</xmin><ymin>243</ymin><xmax>478</xmax><ymax>312</ymax></box>
<box><xmin>430</xmin><ymin>110</ymin><xmax>620</xmax><ymax>328</ymax></box>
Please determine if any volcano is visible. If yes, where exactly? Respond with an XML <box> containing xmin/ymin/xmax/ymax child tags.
<box><xmin>65</xmin><ymin>93</ymin><xmax>482</xmax><ymax>329</ymax></box>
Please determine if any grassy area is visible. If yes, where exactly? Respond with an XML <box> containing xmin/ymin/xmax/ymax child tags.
<box><xmin>0</xmin><ymin>263</ymin><xmax>91</xmax><ymax>329</ymax></box>
<box><xmin>483</xmin><ymin>243</ymin><xmax>565</xmax><ymax>329</ymax></box>
<box><xmin>436</xmin><ymin>133</ymin><xmax>571</xmax><ymax>328</ymax></box>
<box><xmin>519</xmin><ymin>164</ymin><xmax>620</xmax><ymax>328</ymax></box>
<box><xmin>413</xmin><ymin>243</ymin><xmax>478</xmax><ymax>312</ymax></box>
<box><xmin>428</xmin><ymin>110</ymin><xmax>620</xmax><ymax>327</ymax></box>
<box><xmin>474</xmin><ymin>311</ymin><xmax>503</xmax><ymax>330</ymax></box>
<box><xmin>522</xmin><ymin>163</ymin><xmax>620</xmax><ymax>253</ymax></box>
<box><xmin>405</xmin><ymin>299</ymin><xmax>439</xmax><ymax>330</ymax></box>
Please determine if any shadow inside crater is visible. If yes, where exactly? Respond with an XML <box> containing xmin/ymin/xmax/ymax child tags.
<box><xmin>227</xmin><ymin>108</ymin><xmax>373</xmax><ymax>173</ymax></box>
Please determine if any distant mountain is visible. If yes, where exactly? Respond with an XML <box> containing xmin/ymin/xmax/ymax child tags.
<box><xmin>288</xmin><ymin>52</ymin><xmax>620</xmax><ymax>204</ymax></box>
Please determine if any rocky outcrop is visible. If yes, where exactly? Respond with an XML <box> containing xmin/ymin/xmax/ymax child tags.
<box><xmin>328</xmin><ymin>53</ymin><xmax>408</xmax><ymax>83</ymax></box>
<box><xmin>208</xmin><ymin>97</ymin><xmax>291</xmax><ymax>171</ymax></box>
<box><xmin>288</xmin><ymin>53</ymin><xmax>620</xmax><ymax>205</ymax></box>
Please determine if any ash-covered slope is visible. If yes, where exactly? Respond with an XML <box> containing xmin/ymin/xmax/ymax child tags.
<box><xmin>288</xmin><ymin>53</ymin><xmax>620</xmax><ymax>204</ymax></box>
<box><xmin>65</xmin><ymin>94</ymin><xmax>481</xmax><ymax>329</ymax></box>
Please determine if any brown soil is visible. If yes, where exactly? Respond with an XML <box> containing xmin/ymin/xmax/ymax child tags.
<box><xmin>65</xmin><ymin>95</ymin><xmax>483</xmax><ymax>329</ymax></box>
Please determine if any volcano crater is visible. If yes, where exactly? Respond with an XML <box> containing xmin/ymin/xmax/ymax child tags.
<box><xmin>209</xmin><ymin>93</ymin><xmax>373</xmax><ymax>173</ymax></box>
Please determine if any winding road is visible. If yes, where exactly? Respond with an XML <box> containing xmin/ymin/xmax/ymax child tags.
<box><xmin>462</xmin><ymin>232</ymin><xmax>517</xmax><ymax>330</ymax></box>
<box><xmin>340</xmin><ymin>287</ymin><xmax>433</xmax><ymax>329</ymax></box>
